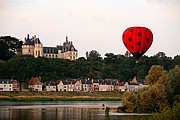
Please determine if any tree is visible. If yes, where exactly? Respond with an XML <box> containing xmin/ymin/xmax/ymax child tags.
<box><xmin>155</xmin><ymin>52</ymin><xmax>166</xmax><ymax>58</ymax></box>
<box><xmin>86</xmin><ymin>50</ymin><xmax>102</xmax><ymax>61</ymax></box>
<box><xmin>122</xmin><ymin>91</ymin><xmax>139</xmax><ymax>112</ymax></box>
<box><xmin>168</xmin><ymin>65</ymin><xmax>180</xmax><ymax>103</ymax></box>
<box><xmin>140</xmin><ymin>84</ymin><xmax>168</xmax><ymax>112</ymax></box>
<box><xmin>152</xmin><ymin>102</ymin><xmax>180</xmax><ymax>120</ymax></box>
<box><xmin>0</xmin><ymin>36</ymin><xmax>22</xmax><ymax>60</ymax></box>
<box><xmin>145</xmin><ymin>65</ymin><xmax>168</xmax><ymax>85</ymax></box>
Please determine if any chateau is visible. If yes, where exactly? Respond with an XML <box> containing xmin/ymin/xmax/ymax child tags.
<box><xmin>22</xmin><ymin>34</ymin><xmax>78</xmax><ymax>60</ymax></box>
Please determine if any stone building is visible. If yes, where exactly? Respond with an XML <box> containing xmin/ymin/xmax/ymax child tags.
<box><xmin>22</xmin><ymin>34</ymin><xmax>43</xmax><ymax>58</ymax></box>
<box><xmin>21</xmin><ymin>34</ymin><xmax>78</xmax><ymax>60</ymax></box>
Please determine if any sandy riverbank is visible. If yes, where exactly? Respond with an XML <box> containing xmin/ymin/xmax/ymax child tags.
<box><xmin>0</xmin><ymin>91</ymin><xmax>123</xmax><ymax>101</ymax></box>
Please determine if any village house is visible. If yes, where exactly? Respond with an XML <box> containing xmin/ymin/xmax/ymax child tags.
<box><xmin>117</xmin><ymin>81</ymin><xmax>126</xmax><ymax>91</ymax></box>
<box><xmin>63</xmin><ymin>80</ymin><xmax>69</xmax><ymax>91</ymax></box>
<box><xmin>0</xmin><ymin>79</ymin><xmax>13</xmax><ymax>91</ymax></box>
<box><xmin>92</xmin><ymin>79</ymin><xmax>99</xmax><ymax>91</ymax></box>
<box><xmin>44</xmin><ymin>81</ymin><xmax>56</xmax><ymax>92</ymax></box>
<box><xmin>111</xmin><ymin>79</ymin><xmax>119</xmax><ymax>91</ymax></box>
<box><xmin>29</xmin><ymin>77</ymin><xmax>42</xmax><ymax>91</ymax></box>
<box><xmin>13</xmin><ymin>80</ymin><xmax>20</xmax><ymax>91</ymax></box>
<box><xmin>126</xmin><ymin>76</ymin><xmax>149</xmax><ymax>92</ymax></box>
<box><xmin>99</xmin><ymin>80</ymin><xmax>113</xmax><ymax>91</ymax></box>
<box><xmin>57</xmin><ymin>79</ymin><xmax>77</xmax><ymax>91</ymax></box>
<box><xmin>67</xmin><ymin>79</ymin><xmax>77</xmax><ymax>91</ymax></box>
<box><xmin>56</xmin><ymin>80</ymin><xmax>64</xmax><ymax>91</ymax></box>
<box><xmin>75</xmin><ymin>79</ymin><xmax>82</xmax><ymax>92</ymax></box>
<box><xmin>82</xmin><ymin>79</ymin><xmax>93</xmax><ymax>92</ymax></box>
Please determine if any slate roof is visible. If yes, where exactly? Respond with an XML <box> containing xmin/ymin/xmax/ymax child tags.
<box><xmin>43</xmin><ymin>47</ymin><xmax>58</xmax><ymax>54</ymax></box>
<box><xmin>62</xmin><ymin>36</ymin><xmax>77</xmax><ymax>52</ymax></box>
<box><xmin>99</xmin><ymin>80</ymin><xmax>111</xmax><ymax>85</ymax></box>
<box><xmin>0</xmin><ymin>79</ymin><xmax>13</xmax><ymax>84</ymax></box>
<box><xmin>24</xmin><ymin>39</ymin><xmax>34</xmax><ymax>45</ymax></box>
<box><xmin>82</xmin><ymin>80</ymin><xmax>92</xmax><ymax>84</ymax></box>
<box><xmin>34</xmin><ymin>38</ymin><xmax>41</xmax><ymax>44</ymax></box>
<box><xmin>63</xmin><ymin>79</ymin><xmax>77</xmax><ymax>85</ymax></box>
<box><xmin>45</xmin><ymin>81</ymin><xmax>56</xmax><ymax>86</ymax></box>
<box><xmin>24</xmin><ymin>34</ymin><xmax>42</xmax><ymax>45</ymax></box>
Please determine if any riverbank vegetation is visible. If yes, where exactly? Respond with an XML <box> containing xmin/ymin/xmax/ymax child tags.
<box><xmin>121</xmin><ymin>65</ymin><xmax>180</xmax><ymax>118</ymax></box>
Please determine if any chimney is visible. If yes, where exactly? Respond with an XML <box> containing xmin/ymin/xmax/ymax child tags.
<box><xmin>24</xmin><ymin>37</ymin><xmax>26</xmax><ymax>44</ymax></box>
<box><xmin>34</xmin><ymin>35</ymin><xmax>36</xmax><ymax>40</ymax></box>
<box><xmin>66</xmin><ymin>36</ymin><xmax>68</xmax><ymax>43</ymax></box>
<box><xmin>27</xmin><ymin>34</ymin><xmax>30</xmax><ymax>39</ymax></box>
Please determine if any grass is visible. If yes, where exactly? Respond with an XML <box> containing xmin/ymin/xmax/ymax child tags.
<box><xmin>0</xmin><ymin>91</ymin><xmax>123</xmax><ymax>101</ymax></box>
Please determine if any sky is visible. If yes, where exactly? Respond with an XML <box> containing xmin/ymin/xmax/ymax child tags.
<box><xmin>0</xmin><ymin>0</ymin><xmax>180</xmax><ymax>58</ymax></box>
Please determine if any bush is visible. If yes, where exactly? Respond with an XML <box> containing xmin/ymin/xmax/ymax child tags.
<box><xmin>105</xmin><ymin>107</ymin><xmax>110</xmax><ymax>114</ymax></box>
<box><xmin>152</xmin><ymin>102</ymin><xmax>180</xmax><ymax>120</ymax></box>
<box><xmin>117</xmin><ymin>105</ymin><xmax>127</xmax><ymax>112</ymax></box>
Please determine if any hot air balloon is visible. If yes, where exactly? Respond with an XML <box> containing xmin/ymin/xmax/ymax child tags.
<box><xmin>122</xmin><ymin>26</ymin><xmax>153</xmax><ymax>63</ymax></box>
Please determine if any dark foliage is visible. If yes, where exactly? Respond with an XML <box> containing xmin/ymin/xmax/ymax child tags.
<box><xmin>0</xmin><ymin>50</ymin><xmax>179</xmax><ymax>83</ymax></box>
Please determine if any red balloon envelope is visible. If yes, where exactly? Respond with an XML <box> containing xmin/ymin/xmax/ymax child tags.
<box><xmin>122</xmin><ymin>26</ymin><xmax>153</xmax><ymax>61</ymax></box>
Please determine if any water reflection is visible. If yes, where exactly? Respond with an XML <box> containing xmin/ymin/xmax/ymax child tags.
<box><xmin>1</xmin><ymin>107</ymin><xmax>105</xmax><ymax>120</ymax></box>
<box><xmin>0</xmin><ymin>101</ymin><xmax>151</xmax><ymax>120</ymax></box>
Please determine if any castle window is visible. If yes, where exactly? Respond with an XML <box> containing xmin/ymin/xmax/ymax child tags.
<box><xmin>38</xmin><ymin>50</ymin><xmax>40</xmax><ymax>56</ymax></box>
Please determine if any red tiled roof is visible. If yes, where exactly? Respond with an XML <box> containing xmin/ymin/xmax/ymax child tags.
<box><xmin>29</xmin><ymin>77</ymin><xmax>42</xmax><ymax>85</ymax></box>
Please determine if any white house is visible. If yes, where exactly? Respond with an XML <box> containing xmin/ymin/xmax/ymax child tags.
<box><xmin>0</xmin><ymin>79</ymin><xmax>13</xmax><ymax>91</ymax></box>
<box><xmin>29</xmin><ymin>77</ymin><xmax>42</xmax><ymax>91</ymax></box>
<box><xmin>56</xmin><ymin>80</ymin><xmax>64</xmax><ymax>91</ymax></box>
<box><xmin>45</xmin><ymin>81</ymin><xmax>56</xmax><ymax>92</ymax></box>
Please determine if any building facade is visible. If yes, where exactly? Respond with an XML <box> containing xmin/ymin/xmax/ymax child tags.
<box><xmin>0</xmin><ymin>79</ymin><xmax>13</xmax><ymax>91</ymax></box>
<box><xmin>29</xmin><ymin>77</ymin><xmax>42</xmax><ymax>91</ymax></box>
<box><xmin>21</xmin><ymin>34</ymin><xmax>78</xmax><ymax>60</ymax></box>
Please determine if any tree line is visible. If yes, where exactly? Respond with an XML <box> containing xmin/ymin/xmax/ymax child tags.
<box><xmin>0</xmin><ymin>50</ymin><xmax>179</xmax><ymax>83</ymax></box>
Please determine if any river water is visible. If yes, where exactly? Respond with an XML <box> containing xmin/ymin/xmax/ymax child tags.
<box><xmin>0</xmin><ymin>101</ymin><xmax>151</xmax><ymax>120</ymax></box>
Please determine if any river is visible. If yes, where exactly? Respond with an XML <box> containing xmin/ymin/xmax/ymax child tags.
<box><xmin>0</xmin><ymin>101</ymin><xmax>151</xmax><ymax>120</ymax></box>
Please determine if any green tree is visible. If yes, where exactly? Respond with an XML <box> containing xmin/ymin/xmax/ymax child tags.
<box><xmin>145</xmin><ymin>65</ymin><xmax>168</xmax><ymax>85</ymax></box>
<box><xmin>86</xmin><ymin>50</ymin><xmax>102</xmax><ymax>61</ymax></box>
<box><xmin>0</xmin><ymin>36</ymin><xmax>22</xmax><ymax>60</ymax></box>
<box><xmin>140</xmin><ymin>84</ymin><xmax>168</xmax><ymax>112</ymax></box>
<box><xmin>168</xmin><ymin>65</ymin><xmax>180</xmax><ymax>103</ymax></box>
<box><xmin>122</xmin><ymin>92</ymin><xmax>139</xmax><ymax>112</ymax></box>
<box><xmin>152</xmin><ymin>102</ymin><xmax>180</xmax><ymax>120</ymax></box>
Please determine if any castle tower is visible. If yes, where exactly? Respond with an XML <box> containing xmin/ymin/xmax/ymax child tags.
<box><xmin>33</xmin><ymin>35</ymin><xmax>43</xmax><ymax>58</ymax></box>
<box><xmin>22</xmin><ymin>34</ymin><xmax>34</xmax><ymax>55</ymax></box>
<box><xmin>22</xmin><ymin>34</ymin><xmax>43</xmax><ymax>57</ymax></box>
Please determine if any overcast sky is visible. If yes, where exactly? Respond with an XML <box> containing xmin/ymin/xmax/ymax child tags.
<box><xmin>0</xmin><ymin>0</ymin><xmax>180</xmax><ymax>58</ymax></box>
